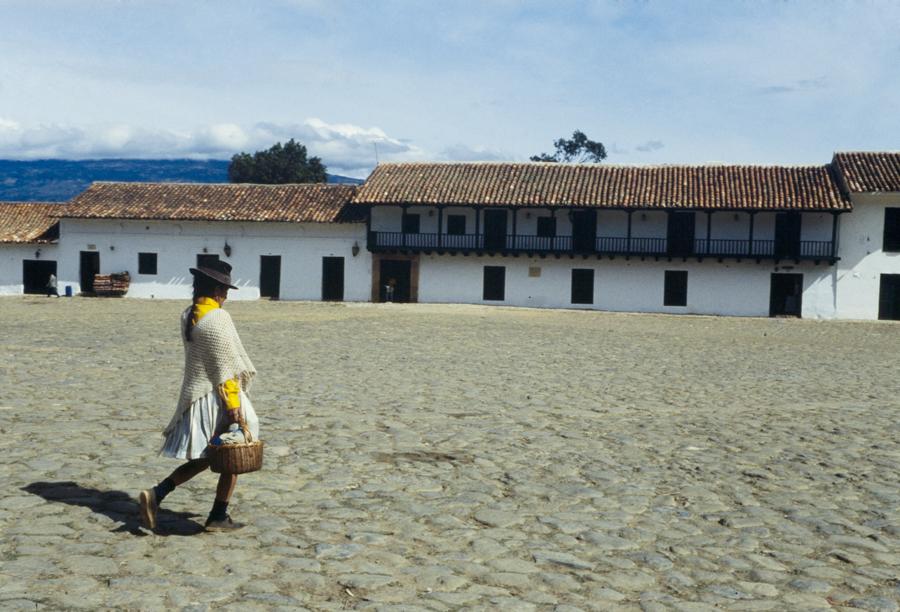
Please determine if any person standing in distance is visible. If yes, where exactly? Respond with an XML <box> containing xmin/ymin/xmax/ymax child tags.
<box><xmin>139</xmin><ymin>260</ymin><xmax>259</xmax><ymax>531</ymax></box>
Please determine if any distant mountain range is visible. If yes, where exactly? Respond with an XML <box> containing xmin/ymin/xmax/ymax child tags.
<box><xmin>0</xmin><ymin>159</ymin><xmax>364</xmax><ymax>202</ymax></box>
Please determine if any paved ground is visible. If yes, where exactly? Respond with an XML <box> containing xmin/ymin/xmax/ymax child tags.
<box><xmin>0</xmin><ymin>296</ymin><xmax>899</xmax><ymax>611</ymax></box>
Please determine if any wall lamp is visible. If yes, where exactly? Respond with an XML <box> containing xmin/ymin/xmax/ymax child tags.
<box><xmin>35</xmin><ymin>248</ymin><xmax>41</xmax><ymax>259</ymax></box>
<box><xmin>352</xmin><ymin>241</ymin><xmax>360</xmax><ymax>257</ymax></box>
<box><xmin>223</xmin><ymin>242</ymin><xmax>232</xmax><ymax>257</ymax></box>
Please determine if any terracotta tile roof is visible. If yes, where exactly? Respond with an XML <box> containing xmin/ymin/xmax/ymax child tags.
<box><xmin>355</xmin><ymin>162</ymin><xmax>851</xmax><ymax>211</ymax></box>
<box><xmin>833</xmin><ymin>152</ymin><xmax>900</xmax><ymax>193</ymax></box>
<box><xmin>0</xmin><ymin>202</ymin><xmax>63</xmax><ymax>243</ymax></box>
<box><xmin>59</xmin><ymin>182</ymin><xmax>364</xmax><ymax>223</ymax></box>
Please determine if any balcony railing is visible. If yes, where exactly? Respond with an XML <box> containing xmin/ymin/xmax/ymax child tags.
<box><xmin>369</xmin><ymin>231</ymin><xmax>837</xmax><ymax>261</ymax></box>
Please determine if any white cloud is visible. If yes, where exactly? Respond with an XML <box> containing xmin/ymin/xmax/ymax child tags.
<box><xmin>635</xmin><ymin>140</ymin><xmax>664</xmax><ymax>153</ymax></box>
<box><xmin>0</xmin><ymin>117</ymin><xmax>425</xmax><ymax>178</ymax></box>
<box><xmin>439</xmin><ymin>144</ymin><xmax>512</xmax><ymax>162</ymax></box>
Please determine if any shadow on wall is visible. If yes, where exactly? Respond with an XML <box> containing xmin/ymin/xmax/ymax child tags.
<box><xmin>22</xmin><ymin>481</ymin><xmax>204</xmax><ymax>536</ymax></box>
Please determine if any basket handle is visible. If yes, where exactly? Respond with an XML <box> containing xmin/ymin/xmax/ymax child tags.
<box><xmin>237</xmin><ymin>412</ymin><xmax>253</xmax><ymax>443</ymax></box>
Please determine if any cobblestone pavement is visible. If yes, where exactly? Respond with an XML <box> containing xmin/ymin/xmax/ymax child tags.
<box><xmin>1</xmin><ymin>296</ymin><xmax>899</xmax><ymax>611</ymax></box>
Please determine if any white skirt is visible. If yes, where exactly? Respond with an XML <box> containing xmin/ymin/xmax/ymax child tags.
<box><xmin>160</xmin><ymin>390</ymin><xmax>259</xmax><ymax>460</ymax></box>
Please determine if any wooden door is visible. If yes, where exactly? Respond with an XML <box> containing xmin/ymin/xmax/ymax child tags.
<box><xmin>22</xmin><ymin>260</ymin><xmax>57</xmax><ymax>294</ymax></box>
<box><xmin>322</xmin><ymin>256</ymin><xmax>345</xmax><ymax>301</ymax></box>
<box><xmin>774</xmin><ymin>212</ymin><xmax>801</xmax><ymax>259</ymax></box>
<box><xmin>79</xmin><ymin>251</ymin><xmax>100</xmax><ymax>293</ymax></box>
<box><xmin>260</xmin><ymin>255</ymin><xmax>281</xmax><ymax>299</ymax></box>
<box><xmin>769</xmin><ymin>273</ymin><xmax>803</xmax><ymax>317</ymax></box>
<box><xmin>667</xmin><ymin>212</ymin><xmax>695</xmax><ymax>256</ymax></box>
<box><xmin>483</xmin><ymin>209</ymin><xmax>507</xmax><ymax>250</ymax></box>
<box><xmin>878</xmin><ymin>274</ymin><xmax>900</xmax><ymax>320</ymax></box>
<box><xmin>571</xmin><ymin>210</ymin><xmax>597</xmax><ymax>252</ymax></box>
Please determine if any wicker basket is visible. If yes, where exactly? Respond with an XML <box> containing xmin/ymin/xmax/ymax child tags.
<box><xmin>207</xmin><ymin>425</ymin><xmax>264</xmax><ymax>474</ymax></box>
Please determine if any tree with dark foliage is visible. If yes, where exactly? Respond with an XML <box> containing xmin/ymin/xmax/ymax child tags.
<box><xmin>530</xmin><ymin>130</ymin><xmax>607</xmax><ymax>164</ymax></box>
<box><xmin>228</xmin><ymin>139</ymin><xmax>327</xmax><ymax>184</ymax></box>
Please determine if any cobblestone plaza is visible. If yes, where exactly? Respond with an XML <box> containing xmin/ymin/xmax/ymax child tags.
<box><xmin>1</xmin><ymin>297</ymin><xmax>898</xmax><ymax>610</ymax></box>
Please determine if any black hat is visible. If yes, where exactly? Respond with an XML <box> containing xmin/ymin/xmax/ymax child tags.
<box><xmin>189</xmin><ymin>260</ymin><xmax>238</xmax><ymax>289</ymax></box>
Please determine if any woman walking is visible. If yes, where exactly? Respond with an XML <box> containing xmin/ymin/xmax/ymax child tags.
<box><xmin>139</xmin><ymin>260</ymin><xmax>258</xmax><ymax>532</ymax></box>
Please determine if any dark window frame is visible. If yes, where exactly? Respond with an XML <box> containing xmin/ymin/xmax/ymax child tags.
<box><xmin>536</xmin><ymin>216</ymin><xmax>557</xmax><ymax>238</ymax></box>
<box><xmin>196</xmin><ymin>253</ymin><xmax>220</xmax><ymax>268</ymax></box>
<box><xmin>883</xmin><ymin>208</ymin><xmax>900</xmax><ymax>253</ymax></box>
<box><xmin>483</xmin><ymin>266</ymin><xmax>506</xmax><ymax>301</ymax></box>
<box><xmin>138</xmin><ymin>252</ymin><xmax>158</xmax><ymax>275</ymax></box>
<box><xmin>402</xmin><ymin>212</ymin><xmax>421</xmax><ymax>234</ymax></box>
<box><xmin>664</xmin><ymin>270</ymin><xmax>688</xmax><ymax>307</ymax></box>
<box><xmin>446</xmin><ymin>214</ymin><xmax>466</xmax><ymax>235</ymax></box>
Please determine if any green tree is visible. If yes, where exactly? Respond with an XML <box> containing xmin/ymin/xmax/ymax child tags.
<box><xmin>228</xmin><ymin>139</ymin><xmax>327</xmax><ymax>184</ymax></box>
<box><xmin>530</xmin><ymin>130</ymin><xmax>607</xmax><ymax>163</ymax></box>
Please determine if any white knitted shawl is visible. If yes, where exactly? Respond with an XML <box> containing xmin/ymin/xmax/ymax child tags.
<box><xmin>163</xmin><ymin>307</ymin><xmax>256</xmax><ymax>434</ymax></box>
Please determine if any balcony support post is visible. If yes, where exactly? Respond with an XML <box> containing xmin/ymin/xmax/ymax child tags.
<box><xmin>830</xmin><ymin>212</ymin><xmax>839</xmax><ymax>259</ymax></box>
<box><xmin>747</xmin><ymin>212</ymin><xmax>756</xmax><ymax>256</ymax></box>
<box><xmin>474</xmin><ymin>206</ymin><xmax>481</xmax><ymax>249</ymax></box>
<box><xmin>511</xmin><ymin>208</ymin><xmax>517</xmax><ymax>250</ymax></box>
<box><xmin>437</xmin><ymin>205</ymin><xmax>444</xmax><ymax>248</ymax></box>
<box><xmin>626</xmin><ymin>210</ymin><xmax>633</xmax><ymax>254</ymax></box>
<box><xmin>552</xmin><ymin>208</ymin><xmax>557</xmax><ymax>250</ymax></box>
<box><xmin>401</xmin><ymin>204</ymin><xmax>408</xmax><ymax>248</ymax></box>
<box><xmin>706</xmin><ymin>211</ymin><xmax>712</xmax><ymax>254</ymax></box>
<box><xmin>366</xmin><ymin>205</ymin><xmax>373</xmax><ymax>250</ymax></box>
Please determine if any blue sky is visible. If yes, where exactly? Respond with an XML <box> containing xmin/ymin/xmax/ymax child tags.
<box><xmin>0</xmin><ymin>0</ymin><xmax>897</xmax><ymax>177</ymax></box>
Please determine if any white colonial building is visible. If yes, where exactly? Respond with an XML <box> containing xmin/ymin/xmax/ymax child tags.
<box><xmin>1</xmin><ymin>151</ymin><xmax>898</xmax><ymax>320</ymax></box>
<box><xmin>0</xmin><ymin>203</ymin><xmax>60</xmax><ymax>295</ymax></box>
<box><xmin>54</xmin><ymin>182</ymin><xmax>370</xmax><ymax>301</ymax></box>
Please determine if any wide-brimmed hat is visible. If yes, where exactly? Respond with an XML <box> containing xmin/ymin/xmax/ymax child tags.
<box><xmin>189</xmin><ymin>260</ymin><xmax>238</xmax><ymax>289</ymax></box>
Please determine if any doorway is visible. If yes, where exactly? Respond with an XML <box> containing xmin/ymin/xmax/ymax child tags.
<box><xmin>878</xmin><ymin>274</ymin><xmax>900</xmax><ymax>320</ymax></box>
<box><xmin>322</xmin><ymin>256</ymin><xmax>345</xmax><ymax>301</ymax></box>
<box><xmin>260</xmin><ymin>255</ymin><xmax>281</xmax><ymax>299</ymax></box>
<box><xmin>483</xmin><ymin>209</ymin><xmax>507</xmax><ymax>250</ymax></box>
<box><xmin>571</xmin><ymin>268</ymin><xmax>594</xmax><ymax>304</ymax></box>
<box><xmin>769</xmin><ymin>273</ymin><xmax>803</xmax><ymax>317</ymax></box>
<box><xmin>667</xmin><ymin>212</ymin><xmax>696</xmax><ymax>256</ymax></box>
<box><xmin>79</xmin><ymin>251</ymin><xmax>100</xmax><ymax>294</ymax></box>
<box><xmin>774</xmin><ymin>212</ymin><xmax>801</xmax><ymax>259</ymax></box>
<box><xmin>22</xmin><ymin>260</ymin><xmax>57</xmax><ymax>294</ymax></box>
<box><xmin>571</xmin><ymin>209</ymin><xmax>597</xmax><ymax>252</ymax></box>
<box><xmin>379</xmin><ymin>259</ymin><xmax>411</xmax><ymax>302</ymax></box>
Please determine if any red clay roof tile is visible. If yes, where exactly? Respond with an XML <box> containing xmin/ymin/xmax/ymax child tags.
<box><xmin>59</xmin><ymin>182</ymin><xmax>363</xmax><ymax>223</ymax></box>
<box><xmin>833</xmin><ymin>152</ymin><xmax>900</xmax><ymax>193</ymax></box>
<box><xmin>0</xmin><ymin>202</ymin><xmax>63</xmax><ymax>243</ymax></box>
<box><xmin>354</xmin><ymin>162</ymin><xmax>851</xmax><ymax>211</ymax></box>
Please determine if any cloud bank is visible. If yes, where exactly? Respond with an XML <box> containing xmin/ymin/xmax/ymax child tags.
<box><xmin>0</xmin><ymin>117</ymin><xmax>430</xmax><ymax>178</ymax></box>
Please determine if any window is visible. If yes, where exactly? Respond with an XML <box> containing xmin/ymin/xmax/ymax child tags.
<box><xmin>138</xmin><ymin>252</ymin><xmax>158</xmax><ymax>275</ymax></box>
<box><xmin>537</xmin><ymin>216</ymin><xmax>556</xmax><ymax>238</ymax></box>
<box><xmin>483</xmin><ymin>266</ymin><xmax>505</xmax><ymax>301</ymax></box>
<box><xmin>402</xmin><ymin>213</ymin><xmax>420</xmax><ymax>234</ymax></box>
<box><xmin>447</xmin><ymin>215</ymin><xmax>466</xmax><ymax>235</ymax></box>
<box><xmin>571</xmin><ymin>269</ymin><xmax>594</xmax><ymax>304</ymax></box>
<box><xmin>664</xmin><ymin>270</ymin><xmax>688</xmax><ymax>306</ymax></box>
<box><xmin>883</xmin><ymin>208</ymin><xmax>900</xmax><ymax>252</ymax></box>
<box><xmin>196</xmin><ymin>253</ymin><xmax>219</xmax><ymax>268</ymax></box>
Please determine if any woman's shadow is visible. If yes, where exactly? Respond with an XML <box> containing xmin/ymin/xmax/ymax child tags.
<box><xmin>23</xmin><ymin>481</ymin><xmax>204</xmax><ymax>536</ymax></box>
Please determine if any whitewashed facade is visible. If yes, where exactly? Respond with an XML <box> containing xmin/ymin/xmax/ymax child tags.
<box><xmin>369</xmin><ymin>205</ymin><xmax>842</xmax><ymax>318</ymax></box>
<box><xmin>0</xmin><ymin>243</ymin><xmax>59</xmax><ymax>295</ymax></box>
<box><xmin>834</xmin><ymin>193</ymin><xmax>900</xmax><ymax>319</ymax></box>
<box><xmin>56</xmin><ymin>218</ymin><xmax>369</xmax><ymax>301</ymax></box>
<box><xmin>0</xmin><ymin>203</ymin><xmax>61</xmax><ymax>295</ymax></box>
<box><xmin>3</xmin><ymin>153</ymin><xmax>900</xmax><ymax>320</ymax></box>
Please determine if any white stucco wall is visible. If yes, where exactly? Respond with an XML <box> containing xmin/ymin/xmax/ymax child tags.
<box><xmin>0</xmin><ymin>243</ymin><xmax>58</xmax><ymax>294</ymax></box>
<box><xmin>416</xmin><ymin>255</ymin><xmax>836</xmax><ymax>318</ymax></box>
<box><xmin>835</xmin><ymin>193</ymin><xmax>900</xmax><ymax>319</ymax></box>
<box><xmin>56</xmin><ymin>218</ymin><xmax>370</xmax><ymax>301</ymax></box>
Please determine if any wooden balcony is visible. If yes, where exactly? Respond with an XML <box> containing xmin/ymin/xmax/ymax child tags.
<box><xmin>368</xmin><ymin>231</ymin><xmax>838</xmax><ymax>263</ymax></box>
